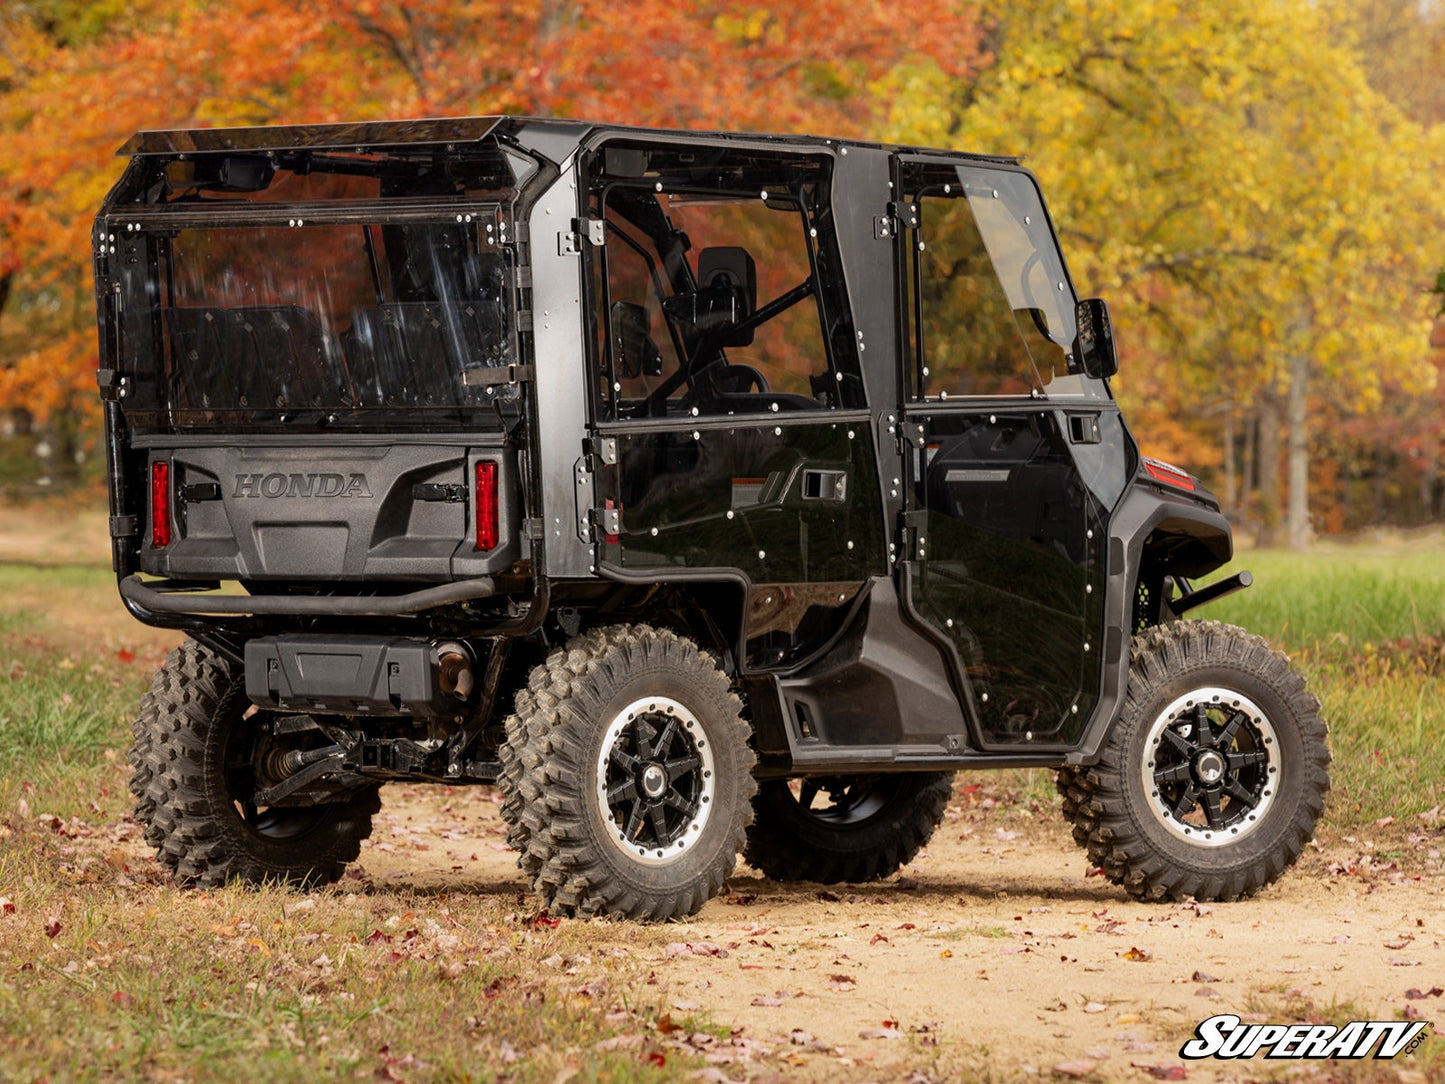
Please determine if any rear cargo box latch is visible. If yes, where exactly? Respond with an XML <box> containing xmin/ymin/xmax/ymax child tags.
<box><xmin>412</xmin><ymin>483</ymin><xmax>467</xmax><ymax>503</ymax></box>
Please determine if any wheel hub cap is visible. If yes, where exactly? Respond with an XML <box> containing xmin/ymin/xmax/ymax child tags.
<box><xmin>640</xmin><ymin>763</ymin><xmax>668</xmax><ymax>799</ymax></box>
<box><xmin>1194</xmin><ymin>749</ymin><xmax>1225</xmax><ymax>785</ymax></box>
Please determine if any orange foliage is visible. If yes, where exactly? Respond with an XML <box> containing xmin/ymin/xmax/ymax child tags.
<box><xmin>0</xmin><ymin>1</ymin><xmax>984</xmax><ymax>428</ymax></box>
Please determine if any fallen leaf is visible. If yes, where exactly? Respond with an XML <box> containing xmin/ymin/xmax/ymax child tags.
<box><xmin>1190</xmin><ymin>970</ymin><xmax>1219</xmax><ymax>983</ymax></box>
<box><xmin>1389</xmin><ymin>958</ymin><xmax>1422</xmax><ymax>967</ymax></box>
<box><xmin>1131</xmin><ymin>1062</ymin><xmax>1187</xmax><ymax>1080</ymax></box>
<box><xmin>1082</xmin><ymin>1001</ymin><xmax>1107</xmax><ymax>1014</ymax></box>
<box><xmin>1404</xmin><ymin>987</ymin><xmax>1444</xmax><ymax>999</ymax></box>
<box><xmin>750</xmin><ymin>996</ymin><xmax>783</xmax><ymax>1007</ymax></box>
<box><xmin>44</xmin><ymin>918</ymin><xmax>61</xmax><ymax>939</ymax></box>
<box><xmin>1051</xmin><ymin>1058</ymin><xmax>1098</xmax><ymax>1078</ymax></box>
<box><xmin>1123</xmin><ymin>946</ymin><xmax>1152</xmax><ymax>962</ymax></box>
<box><xmin>859</xmin><ymin>1026</ymin><xmax>905</xmax><ymax>1040</ymax></box>
<box><xmin>789</xmin><ymin>1029</ymin><xmax>814</xmax><ymax>1046</ymax></box>
<box><xmin>655</xmin><ymin>1013</ymin><xmax>681</xmax><ymax>1035</ymax></box>
<box><xmin>0</xmin><ymin>898</ymin><xmax>13</xmax><ymax>915</ymax></box>
<box><xmin>665</xmin><ymin>941</ymin><xmax>728</xmax><ymax>959</ymax></box>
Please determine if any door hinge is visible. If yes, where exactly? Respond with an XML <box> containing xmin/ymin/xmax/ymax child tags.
<box><xmin>558</xmin><ymin>217</ymin><xmax>605</xmax><ymax>256</ymax></box>
<box><xmin>97</xmin><ymin>369</ymin><xmax>129</xmax><ymax>402</ymax></box>
<box><xmin>586</xmin><ymin>435</ymin><xmax>618</xmax><ymax>467</ymax></box>
<box><xmin>902</xmin><ymin>509</ymin><xmax>929</xmax><ymax>560</ymax></box>
<box><xmin>590</xmin><ymin>505</ymin><xmax>621</xmax><ymax>537</ymax></box>
<box><xmin>876</xmin><ymin>202</ymin><xmax>919</xmax><ymax>240</ymax></box>
<box><xmin>574</xmin><ymin>457</ymin><xmax>594</xmax><ymax>542</ymax></box>
<box><xmin>109</xmin><ymin>515</ymin><xmax>138</xmax><ymax>539</ymax></box>
<box><xmin>889</xmin><ymin>201</ymin><xmax>920</xmax><ymax>230</ymax></box>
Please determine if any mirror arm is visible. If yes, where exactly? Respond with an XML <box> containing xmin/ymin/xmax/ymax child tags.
<box><xmin>734</xmin><ymin>278</ymin><xmax>813</xmax><ymax>337</ymax></box>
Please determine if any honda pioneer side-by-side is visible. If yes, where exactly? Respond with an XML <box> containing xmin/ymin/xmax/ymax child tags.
<box><xmin>93</xmin><ymin>117</ymin><xmax>1329</xmax><ymax>920</ymax></box>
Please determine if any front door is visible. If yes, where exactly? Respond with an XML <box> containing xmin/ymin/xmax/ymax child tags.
<box><xmin>893</xmin><ymin>157</ymin><xmax>1130</xmax><ymax>749</ymax></box>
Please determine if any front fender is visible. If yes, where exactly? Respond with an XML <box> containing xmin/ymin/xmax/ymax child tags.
<box><xmin>1067</xmin><ymin>481</ymin><xmax>1235</xmax><ymax>766</ymax></box>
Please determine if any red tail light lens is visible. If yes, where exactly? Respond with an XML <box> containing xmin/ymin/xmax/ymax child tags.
<box><xmin>1143</xmin><ymin>456</ymin><xmax>1196</xmax><ymax>491</ymax></box>
<box><xmin>475</xmin><ymin>461</ymin><xmax>498</xmax><ymax>551</ymax></box>
<box><xmin>150</xmin><ymin>460</ymin><xmax>173</xmax><ymax>548</ymax></box>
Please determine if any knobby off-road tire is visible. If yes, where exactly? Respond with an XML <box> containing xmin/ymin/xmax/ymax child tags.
<box><xmin>744</xmin><ymin>773</ymin><xmax>953</xmax><ymax>884</ymax></box>
<box><xmin>131</xmin><ymin>638</ymin><xmax>380</xmax><ymax>887</ymax></box>
<box><xmin>1057</xmin><ymin>620</ymin><xmax>1330</xmax><ymax>902</ymax></box>
<box><xmin>496</xmin><ymin>625</ymin><xmax>754</xmax><ymax>921</ymax></box>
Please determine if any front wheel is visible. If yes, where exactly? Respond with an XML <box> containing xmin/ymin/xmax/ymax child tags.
<box><xmin>1058</xmin><ymin>620</ymin><xmax>1329</xmax><ymax>902</ymax></box>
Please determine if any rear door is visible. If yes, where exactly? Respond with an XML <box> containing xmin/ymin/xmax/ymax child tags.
<box><xmin>892</xmin><ymin>157</ymin><xmax>1130</xmax><ymax>750</ymax></box>
<box><xmin>583</xmin><ymin>140</ymin><xmax>885</xmax><ymax>671</ymax></box>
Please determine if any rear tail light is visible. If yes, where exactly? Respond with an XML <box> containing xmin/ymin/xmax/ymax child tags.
<box><xmin>150</xmin><ymin>460</ymin><xmax>173</xmax><ymax>548</ymax></box>
<box><xmin>475</xmin><ymin>460</ymin><xmax>498</xmax><ymax>551</ymax></box>
<box><xmin>1142</xmin><ymin>456</ymin><xmax>1196</xmax><ymax>491</ymax></box>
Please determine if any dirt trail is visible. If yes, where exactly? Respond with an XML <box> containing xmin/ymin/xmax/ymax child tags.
<box><xmin>362</xmin><ymin>783</ymin><xmax>1445</xmax><ymax>1079</ymax></box>
<box><xmin>10</xmin><ymin>503</ymin><xmax>1441</xmax><ymax>1077</ymax></box>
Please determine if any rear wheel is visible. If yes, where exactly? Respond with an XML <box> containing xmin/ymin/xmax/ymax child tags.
<box><xmin>132</xmin><ymin>639</ymin><xmax>379</xmax><ymax>887</ymax></box>
<box><xmin>745</xmin><ymin>773</ymin><xmax>953</xmax><ymax>884</ymax></box>
<box><xmin>498</xmin><ymin>625</ymin><xmax>754</xmax><ymax>921</ymax></box>
<box><xmin>1058</xmin><ymin>621</ymin><xmax>1329</xmax><ymax>901</ymax></box>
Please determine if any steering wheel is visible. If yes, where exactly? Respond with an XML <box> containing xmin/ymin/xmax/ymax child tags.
<box><xmin>680</xmin><ymin>359</ymin><xmax>769</xmax><ymax>409</ymax></box>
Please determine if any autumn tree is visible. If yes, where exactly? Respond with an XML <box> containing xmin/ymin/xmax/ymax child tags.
<box><xmin>881</xmin><ymin>0</ymin><xmax>1445</xmax><ymax>546</ymax></box>
<box><xmin>0</xmin><ymin>0</ymin><xmax>982</xmax><ymax>480</ymax></box>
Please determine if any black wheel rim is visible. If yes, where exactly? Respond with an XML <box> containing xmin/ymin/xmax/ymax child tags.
<box><xmin>222</xmin><ymin>700</ymin><xmax>332</xmax><ymax>842</ymax></box>
<box><xmin>1142</xmin><ymin>686</ymin><xmax>1279</xmax><ymax>845</ymax></box>
<box><xmin>596</xmin><ymin>696</ymin><xmax>715</xmax><ymax>864</ymax></box>
<box><xmin>786</xmin><ymin>776</ymin><xmax>892</xmax><ymax>826</ymax></box>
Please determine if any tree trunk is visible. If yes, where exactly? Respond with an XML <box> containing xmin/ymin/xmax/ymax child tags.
<box><xmin>1240</xmin><ymin>406</ymin><xmax>1255</xmax><ymax>525</ymax></box>
<box><xmin>1286</xmin><ymin>350</ymin><xmax>1311</xmax><ymax>551</ymax></box>
<box><xmin>1255</xmin><ymin>390</ymin><xmax>1283</xmax><ymax>548</ymax></box>
<box><xmin>1222</xmin><ymin>408</ymin><xmax>1237</xmax><ymax>515</ymax></box>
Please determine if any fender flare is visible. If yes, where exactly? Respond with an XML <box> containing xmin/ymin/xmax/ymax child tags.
<box><xmin>1068</xmin><ymin>484</ymin><xmax>1234</xmax><ymax>766</ymax></box>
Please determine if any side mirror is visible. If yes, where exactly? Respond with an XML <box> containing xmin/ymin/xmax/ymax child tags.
<box><xmin>610</xmin><ymin>301</ymin><xmax>662</xmax><ymax>379</ymax></box>
<box><xmin>1074</xmin><ymin>297</ymin><xmax>1118</xmax><ymax>379</ymax></box>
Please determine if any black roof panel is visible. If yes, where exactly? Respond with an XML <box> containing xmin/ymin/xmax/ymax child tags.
<box><xmin>118</xmin><ymin>117</ymin><xmax>506</xmax><ymax>156</ymax></box>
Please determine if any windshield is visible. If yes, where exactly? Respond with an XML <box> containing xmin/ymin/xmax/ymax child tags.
<box><xmin>903</xmin><ymin>161</ymin><xmax>1091</xmax><ymax>399</ymax></box>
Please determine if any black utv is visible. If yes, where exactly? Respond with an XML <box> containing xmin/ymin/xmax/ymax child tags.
<box><xmin>93</xmin><ymin>116</ymin><xmax>1329</xmax><ymax>920</ymax></box>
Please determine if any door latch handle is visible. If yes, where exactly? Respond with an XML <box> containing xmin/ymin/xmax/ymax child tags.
<box><xmin>801</xmin><ymin>469</ymin><xmax>848</xmax><ymax>502</ymax></box>
<box><xmin>1067</xmin><ymin>413</ymin><xmax>1102</xmax><ymax>444</ymax></box>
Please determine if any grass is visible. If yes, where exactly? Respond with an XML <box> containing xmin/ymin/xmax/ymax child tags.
<box><xmin>3</xmin><ymin>533</ymin><xmax>1444</xmax><ymax>1082</ymax></box>
<box><xmin>1207</xmin><ymin>539</ymin><xmax>1445</xmax><ymax>824</ymax></box>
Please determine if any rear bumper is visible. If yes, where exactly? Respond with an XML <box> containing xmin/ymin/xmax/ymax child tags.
<box><xmin>118</xmin><ymin>573</ymin><xmax>496</xmax><ymax>617</ymax></box>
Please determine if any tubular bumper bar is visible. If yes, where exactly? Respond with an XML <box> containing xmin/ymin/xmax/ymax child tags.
<box><xmin>119</xmin><ymin>573</ymin><xmax>497</xmax><ymax>617</ymax></box>
<box><xmin>1171</xmin><ymin>570</ymin><xmax>1252</xmax><ymax>617</ymax></box>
